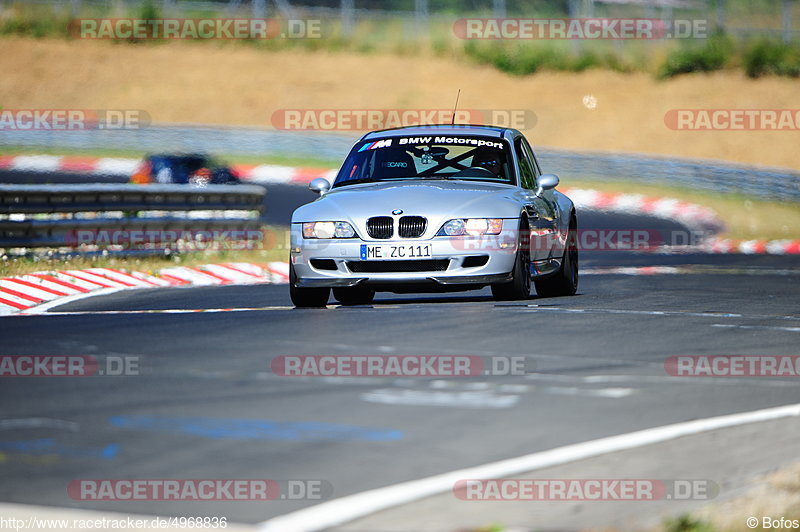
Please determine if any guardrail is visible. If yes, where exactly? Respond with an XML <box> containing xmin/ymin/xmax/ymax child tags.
<box><xmin>4</xmin><ymin>125</ymin><xmax>798</xmax><ymax>202</ymax></box>
<box><xmin>539</xmin><ymin>149</ymin><xmax>800</xmax><ymax>202</ymax></box>
<box><xmin>0</xmin><ymin>184</ymin><xmax>266</xmax><ymax>250</ymax></box>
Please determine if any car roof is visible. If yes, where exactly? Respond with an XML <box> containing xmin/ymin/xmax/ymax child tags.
<box><xmin>147</xmin><ymin>153</ymin><xmax>208</xmax><ymax>161</ymax></box>
<box><xmin>361</xmin><ymin>124</ymin><xmax>521</xmax><ymax>140</ymax></box>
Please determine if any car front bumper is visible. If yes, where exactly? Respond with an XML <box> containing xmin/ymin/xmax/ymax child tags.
<box><xmin>290</xmin><ymin>226</ymin><xmax>519</xmax><ymax>289</ymax></box>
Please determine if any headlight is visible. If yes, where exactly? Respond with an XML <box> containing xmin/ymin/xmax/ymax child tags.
<box><xmin>441</xmin><ymin>219</ymin><xmax>465</xmax><ymax>236</ymax></box>
<box><xmin>302</xmin><ymin>221</ymin><xmax>356</xmax><ymax>239</ymax></box>
<box><xmin>437</xmin><ymin>218</ymin><xmax>503</xmax><ymax>236</ymax></box>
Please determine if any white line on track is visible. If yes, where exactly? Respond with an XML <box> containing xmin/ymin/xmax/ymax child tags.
<box><xmin>360</xmin><ymin>389</ymin><xmax>521</xmax><ymax>409</ymax></box>
<box><xmin>258</xmin><ymin>402</ymin><xmax>800</xmax><ymax>532</ymax></box>
<box><xmin>19</xmin><ymin>306</ymin><xmax>295</xmax><ymax>316</ymax></box>
<box><xmin>506</xmin><ymin>305</ymin><xmax>800</xmax><ymax>321</ymax></box>
<box><xmin>0</xmin><ymin>418</ymin><xmax>79</xmax><ymax>431</ymax></box>
<box><xmin>711</xmin><ymin>323</ymin><xmax>800</xmax><ymax>333</ymax></box>
<box><xmin>542</xmin><ymin>385</ymin><xmax>636</xmax><ymax>398</ymax></box>
<box><xmin>526</xmin><ymin>373</ymin><xmax>798</xmax><ymax>387</ymax></box>
<box><xmin>582</xmin><ymin>266</ymin><xmax>800</xmax><ymax>276</ymax></box>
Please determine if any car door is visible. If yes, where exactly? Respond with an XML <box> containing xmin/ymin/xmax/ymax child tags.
<box><xmin>514</xmin><ymin>137</ymin><xmax>555</xmax><ymax>262</ymax></box>
<box><xmin>524</xmin><ymin>138</ymin><xmax>565</xmax><ymax>260</ymax></box>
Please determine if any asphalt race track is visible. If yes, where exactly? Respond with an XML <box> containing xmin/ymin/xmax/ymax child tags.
<box><xmin>1</xmin><ymin>173</ymin><xmax>800</xmax><ymax>530</ymax></box>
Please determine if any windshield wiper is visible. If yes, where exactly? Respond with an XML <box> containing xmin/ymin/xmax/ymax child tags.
<box><xmin>335</xmin><ymin>176</ymin><xmax>453</xmax><ymax>187</ymax></box>
<box><xmin>335</xmin><ymin>178</ymin><xmax>382</xmax><ymax>187</ymax></box>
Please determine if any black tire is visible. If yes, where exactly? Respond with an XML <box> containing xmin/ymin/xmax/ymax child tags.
<box><xmin>289</xmin><ymin>263</ymin><xmax>330</xmax><ymax>307</ymax></box>
<box><xmin>333</xmin><ymin>286</ymin><xmax>376</xmax><ymax>305</ymax></box>
<box><xmin>491</xmin><ymin>217</ymin><xmax>531</xmax><ymax>301</ymax></box>
<box><xmin>535</xmin><ymin>216</ymin><xmax>578</xmax><ymax>298</ymax></box>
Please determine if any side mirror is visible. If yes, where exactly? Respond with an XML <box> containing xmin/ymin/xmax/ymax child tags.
<box><xmin>536</xmin><ymin>173</ymin><xmax>559</xmax><ymax>196</ymax></box>
<box><xmin>309</xmin><ymin>178</ymin><xmax>331</xmax><ymax>195</ymax></box>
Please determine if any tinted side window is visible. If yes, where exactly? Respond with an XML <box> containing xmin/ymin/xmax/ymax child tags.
<box><xmin>521</xmin><ymin>138</ymin><xmax>540</xmax><ymax>188</ymax></box>
<box><xmin>514</xmin><ymin>138</ymin><xmax>535</xmax><ymax>190</ymax></box>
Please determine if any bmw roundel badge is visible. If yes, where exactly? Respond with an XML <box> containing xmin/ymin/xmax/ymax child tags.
<box><xmin>392</xmin><ymin>209</ymin><xmax>403</xmax><ymax>215</ymax></box>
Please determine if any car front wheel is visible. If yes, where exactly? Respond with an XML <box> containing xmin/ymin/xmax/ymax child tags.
<box><xmin>289</xmin><ymin>263</ymin><xmax>330</xmax><ymax>307</ymax></box>
<box><xmin>491</xmin><ymin>217</ymin><xmax>531</xmax><ymax>301</ymax></box>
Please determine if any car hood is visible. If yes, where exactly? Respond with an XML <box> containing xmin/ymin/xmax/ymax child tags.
<box><xmin>292</xmin><ymin>180</ymin><xmax>526</xmax><ymax>238</ymax></box>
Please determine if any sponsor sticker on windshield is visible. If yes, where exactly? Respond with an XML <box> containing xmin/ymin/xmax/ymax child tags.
<box><xmin>358</xmin><ymin>139</ymin><xmax>393</xmax><ymax>151</ymax></box>
<box><xmin>397</xmin><ymin>136</ymin><xmax>505</xmax><ymax>150</ymax></box>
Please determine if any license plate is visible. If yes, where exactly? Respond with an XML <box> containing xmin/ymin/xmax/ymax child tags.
<box><xmin>360</xmin><ymin>244</ymin><xmax>433</xmax><ymax>260</ymax></box>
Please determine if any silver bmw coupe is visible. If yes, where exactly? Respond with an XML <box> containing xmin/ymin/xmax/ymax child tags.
<box><xmin>289</xmin><ymin>124</ymin><xmax>578</xmax><ymax>307</ymax></box>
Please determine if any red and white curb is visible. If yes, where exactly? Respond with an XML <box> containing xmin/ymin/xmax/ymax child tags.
<box><xmin>0</xmin><ymin>262</ymin><xmax>289</xmax><ymax>316</ymax></box>
<box><xmin>0</xmin><ymin>154</ymin><xmax>337</xmax><ymax>185</ymax></box>
<box><xmin>3</xmin><ymin>255</ymin><xmax>797</xmax><ymax>315</ymax></box>
<box><xmin>703</xmin><ymin>238</ymin><xmax>800</xmax><ymax>255</ymax></box>
<box><xmin>0</xmin><ymin>154</ymin><xmax>141</xmax><ymax>177</ymax></box>
<box><xmin>641</xmin><ymin>238</ymin><xmax>800</xmax><ymax>255</ymax></box>
<box><xmin>560</xmin><ymin>187</ymin><xmax>724</xmax><ymax>234</ymax></box>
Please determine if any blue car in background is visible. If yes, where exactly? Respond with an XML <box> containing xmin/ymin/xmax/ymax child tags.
<box><xmin>131</xmin><ymin>153</ymin><xmax>240</xmax><ymax>186</ymax></box>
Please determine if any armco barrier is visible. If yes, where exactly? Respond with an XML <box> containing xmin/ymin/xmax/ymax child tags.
<box><xmin>0</xmin><ymin>184</ymin><xmax>265</xmax><ymax>249</ymax></box>
<box><xmin>2</xmin><ymin>125</ymin><xmax>798</xmax><ymax>201</ymax></box>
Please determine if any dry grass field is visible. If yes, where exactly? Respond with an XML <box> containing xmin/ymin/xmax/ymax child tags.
<box><xmin>1</xmin><ymin>37</ymin><xmax>799</xmax><ymax>169</ymax></box>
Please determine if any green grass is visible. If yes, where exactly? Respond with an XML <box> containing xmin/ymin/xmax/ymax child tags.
<box><xmin>0</xmin><ymin>3</ymin><xmax>72</xmax><ymax>38</ymax></box>
<box><xmin>461</xmin><ymin>39</ymin><xmax>637</xmax><ymax>76</ymax></box>
<box><xmin>657</xmin><ymin>33</ymin><xmax>800</xmax><ymax>79</ymax></box>
<box><xmin>657</xmin><ymin>32</ymin><xmax>735</xmax><ymax>79</ymax></box>
<box><xmin>743</xmin><ymin>38</ymin><xmax>800</xmax><ymax>78</ymax></box>
<box><xmin>663</xmin><ymin>515</ymin><xmax>716</xmax><ymax>532</ymax></box>
<box><xmin>1</xmin><ymin>1</ymin><xmax>799</xmax><ymax>79</ymax></box>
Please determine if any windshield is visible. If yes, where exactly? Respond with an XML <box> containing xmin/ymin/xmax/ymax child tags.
<box><xmin>333</xmin><ymin>135</ymin><xmax>514</xmax><ymax>187</ymax></box>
